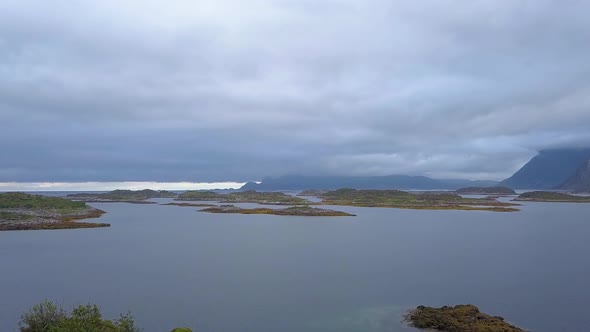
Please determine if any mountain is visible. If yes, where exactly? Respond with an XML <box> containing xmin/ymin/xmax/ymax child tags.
<box><xmin>240</xmin><ymin>175</ymin><xmax>498</xmax><ymax>191</ymax></box>
<box><xmin>500</xmin><ymin>149</ymin><xmax>590</xmax><ymax>189</ymax></box>
<box><xmin>559</xmin><ymin>159</ymin><xmax>590</xmax><ymax>191</ymax></box>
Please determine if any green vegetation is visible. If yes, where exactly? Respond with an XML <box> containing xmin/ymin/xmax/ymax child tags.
<box><xmin>515</xmin><ymin>191</ymin><xmax>590</xmax><ymax>202</ymax></box>
<box><xmin>404</xmin><ymin>304</ymin><xmax>526</xmax><ymax>332</ymax></box>
<box><xmin>177</xmin><ymin>190</ymin><xmax>312</xmax><ymax>205</ymax></box>
<box><xmin>0</xmin><ymin>193</ymin><xmax>108</xmax><ymax>231</ymax></box>
<box><xmin>161</xmin><ymin>202</ymin><xmax>217</xmax><ymax>207</ymax></box>
<box><xmin>317</xmin><ymin>188</ymin><xmax>520</xmax><ymax>212</ymax></box>
<box><xmin>1</xmin><ymin>192</ymin><xmax>86</xmax><ymax>211</ymax></box>
<box><xmin>200</xmin><ymin>205</ymin><xmax>354</xmax><ymax>216</ymax></box>
<box><xmin>18</xmin><ymin>301</ymin><xmax>194</xmax><ymax>332</ymax></box>
<box><xmin>19</xmin><ymin>300</ymin><xmax>140</xmax><ymax>332</ymax></box>
<box><xmin>67</xmin><ymin>189</ymin><xmax>177</xmax><ymax>202</ymax></box>
<box><xmin>298</xmin><ymin>189</ymin><xmax>327</xmax><ymax>196</ymax></box>
<box><xmin>456</xmin><ymin>186</ymin><xmax>516</xmax><ymax>195</ymax></box>
<box><xmin>175</xmin><ymin>191</ymin><xmax>223</xmax><ymax>201</ymax></box>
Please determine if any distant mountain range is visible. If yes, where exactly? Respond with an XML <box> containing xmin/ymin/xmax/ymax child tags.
<box><xmin>500</xmin><ymin>148</ymin><xmax>590</xmax><ymax>190</ymax></box>
<box><xmin>240</xmin><ymin>175</ymin><xmax>498</xmax><ymax>191</ymax></box>
<box><xmin>241</xmin><ymin>148</ymin><xmax>590</xmax><ymax>192</ymax></box>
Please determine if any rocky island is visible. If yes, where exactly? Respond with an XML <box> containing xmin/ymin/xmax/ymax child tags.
<box><xmin>199</xmin><ymin>205</ymin><xmax>354</xmax><ymax>216</ymax></box>
<box><xmin>0</xmin><ymin>192</ymin><xmax>108</xmax><ymax>231</ymax></box>
<box><xmin>456</xmin><ymin>186</ymin><xmax>516</xmax><ymax>195</ymax></box>
<box><xmin>67</xmin><ymin>189</ymin><xmax>177</xmax><ymax>203</ymax></box>
<box><xmin>176</xmin><ymin>190</ymin><xmax>312</xmax><ymax>205</ymax></box>
<box><xmin>316</xmin><ymin>188</ymin><xmax>520</xmax><ymax>212</ymax></box>
<box><xmin>404</xmin><ymin>304</ymin><xmax>526</xmax><ymax>332</ymax></box>
<box><xmin>514</xmin><ymin>191</ymin><xmax>590</xmax><ymax>202</ymax></box>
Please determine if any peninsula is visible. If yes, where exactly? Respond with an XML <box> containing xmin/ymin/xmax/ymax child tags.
<box><xmin>199</xmin><ymin>205</ymin><xmax>354</xmax><ymax>216</ymax></box>
<box><xmin>404</xmin><ymin>304</ymin><xmax>526</xmax><ymax>332</ymax></box>
<box><xmin>316</xmin><ymin>188</ymin><xmax>519</xmax><ymax>212</ymax></box>
<box><xmin>456</xmin><ymin>186</ymin><xmax>516</xmax><ymax>195</ymax></box>
<box><xmin>514</xmin><ymin>191</ymin><xmax>590</xmax><ymax>202</ymax></box>
<box><xmin>0</xmin><ymin>192</ymin><xmax>108</xmax><ymax>231</ymax></box>
<box><xmin>67</xmin><ymin>189</ymin><xmax>177</xmax><ymax>203</ymax></box>
<box><xmin>176</xmin><ymin>190</ymin><xmax>312</xmax><ymax>205</ymax></box>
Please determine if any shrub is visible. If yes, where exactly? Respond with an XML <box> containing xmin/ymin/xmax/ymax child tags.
<box><xmin>18</xmin><ymin>301</ymin><xmax>141</xmax><ymax>332</ymax></box>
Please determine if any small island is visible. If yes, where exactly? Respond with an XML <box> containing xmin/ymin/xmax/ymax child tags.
<box><xmin>67</xmin><ymin>189</ymin><xmax>177</xmax><ymax>203</ymax></box>
<box><xmin>404</xmin><ymin>304</ymin><xmax>526</xmax><ymax>332</ymax></box>
<box><xmin>316</xmin><ymin>188</ymin><xmax>520</xmax><ymax>212</ymax></box>
<box><xmin>297</xmin><ymin>189</ymin><xmax>328</xmax><ymax>196</ymax></box>
<box><xmin>514</xmin><ymin>191</ymin><xmax>590</xmax><ymax>202</ymax></box>
<box><xmin>199</xmin><ymin>205</ymin><xmax>355</xmax><ymax>216</ymax></box>
<box><xmin>456</xmin><ymin>186</ymin><xmax>516</xmax><ymax>195</ymax></box>
<box><xmin>177</xmin><ymin>190</ymin><xmax>313</xmax><ymax>205</ymax></box>
<box><xmin>161</xmin><ymin>202</ymin><xmax>218</xmax><ymax>207</ymax></box>
<box><xmin>0</xmin><ymin>192</ymin><xmax>108</xmax><ymax>231</ymax></box>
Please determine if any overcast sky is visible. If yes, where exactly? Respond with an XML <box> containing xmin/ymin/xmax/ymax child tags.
<box><xmin>1</xmin><ymin>0</ymin><xmax>590</xmax><ymax>183</ymax></box>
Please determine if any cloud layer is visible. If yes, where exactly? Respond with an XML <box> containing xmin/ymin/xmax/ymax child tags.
<box><xmin>2</xmin><ymin>0</ymin><xmax>590</xmax><ymax>182</ymax></box>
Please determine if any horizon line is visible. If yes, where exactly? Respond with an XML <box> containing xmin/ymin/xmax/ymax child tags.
<box><xmin>0</xmin><ymin>181</ymin><xmax>249</xmax><ymax>192</ymax></box>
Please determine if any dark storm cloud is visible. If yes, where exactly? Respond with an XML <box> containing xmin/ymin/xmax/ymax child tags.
<box><xmin>2</xmin><ymin>0</ymin><xmax>590</xmax><ymax>182</ymax></box>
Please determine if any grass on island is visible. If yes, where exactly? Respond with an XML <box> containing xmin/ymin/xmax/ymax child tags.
<box><xmin>317</xmin><ymin>188</ymin><xmax>520</xmax><ymax>212</ymax></box>
<box><xmin>177</xmin><ymin>190</ymin><xmax>312</xmax><ymax>205</ymax></box>
<box><xmin>0</xmin><ymin>192</ymin><xmax>108</xmax><ymax>231</ymax></box>
<box><xmin>161</xmin><ymin>202</ymin><xmax>218</xmax><ymax>207</ymax></box>
<box><xmin>456</xmin><ymin>186</ymin><xmax>516</xmax><ymax>195</ymax></box>
<box><xmin>67</xmin><ymin>189</ymin><xmax>177</xmax><ymax>202</ymax></box>
<box><xmin>404</xmin><ymin>304</ymin><xmax>526</xmax><ymax>332</ymax></box>
<box><xmin>200</xmin><ymin>205</ymin><xmax>355</xmax><ymax>216</ymax></box>
<box><xmin>515</xmin><ymin>191</ymin><xmax>590</xmax><ymax>202</ymax></box>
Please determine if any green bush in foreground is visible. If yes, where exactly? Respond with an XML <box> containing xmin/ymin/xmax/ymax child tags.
<box><xmin>19</xmin><ymin>300</ymin><xmax>140</xmax><ymax>332</ymax></box>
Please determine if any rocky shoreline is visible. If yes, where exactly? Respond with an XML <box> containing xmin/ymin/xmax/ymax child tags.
<box><xmin>0</xmin><ymin>207</ymin><xmax>109</xmax><ymax>231</ymax></box>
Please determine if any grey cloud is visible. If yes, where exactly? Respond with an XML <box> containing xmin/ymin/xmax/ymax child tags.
<box><xmin>1</xmin><ymin>0</ymin><xmax>590</xmax><ymax>182</ymax></box>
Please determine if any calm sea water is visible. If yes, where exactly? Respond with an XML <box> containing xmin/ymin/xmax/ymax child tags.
<box><xmin>1</xmin><ymin>196</ymin><xmax>589</xmax><ymax>332</ymax></box>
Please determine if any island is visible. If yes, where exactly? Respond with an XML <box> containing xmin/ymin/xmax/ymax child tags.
<box><xmin>514</xmin><ymin>191</ymin><xmax>590</xmax><ymax>202</ymax></box>
<box><xmin>404</xmin><ymin>304</ymin><xmax>526</xmax><ymax>332</ymax></box>
<box><xmin>0</xmin><ymin>192</ymin><xmax>108</xmax><ymax>231</ymax></box>
<box><xmin>161</xmin><ymin>202</ymin><xmax>218</xmax><ymax>207</ymax></box>
<box><xmin>67</xmin><ymin>189</ymin><xmax>177</xmax><ymax>203</ymax></box>
<box><xmin>316</xmin><ymin>188</ymin><xmax>520</xmax><ymax>212</ymax></box>
<box><xmin>297</xmin><ymin>189</ymin><xmax>328</xmax><ymax>196</ymax></box>
<box><xmin>456</xmin><ymin>186</ymin><xmax>516</xmax><ymax>195</ymax></box>
<box><xmin>199</xmin><ymin>205</ymin><xmax>355</xmax><ymax>216</ymax></box>
<box><xmin>176</xmin><ymin>190</ymin><xmax>313</xmax><ymax>205</ymax></box>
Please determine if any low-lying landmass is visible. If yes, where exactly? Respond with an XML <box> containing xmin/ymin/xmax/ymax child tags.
<box><xmin>200</xmin><ymin>205</ymin><xmax>355</xmax><ymax>216</ymax></box>
<box><xmin>0</xmin><ymin>192</ymin><xmax>108</xmax><ymax>231</ymax></box>
<box><xmin>514</xmin><ymin>191</ymin><xmax>590</xmax><ymax>202</ymax></box>
<box><xmin>404</xmin><ymin>304</ymin><xmax>526</xmax><ymax>332</ymax></box>
<box><xmin>456</xmin><ymin>186</ymin><xmax>516</xmax><ymax>195</ymax></box>
<box><xmin>177</xmin><ymin>190</ymin><xmax>312</xmax><ymax>205</ymax></box>
<box><xmin>67</xmin><ymin>189</ymin><xmax>177</xmax><ymax>203</ymax></box>
<box><xmin>297</xmin><ymin>189</ymin><xmax>328</xmax><ymax>196</ymax></box>
<box><xmin>161</xmin><ymin>202</ymin><xmax>218</xmax><ymax>207</ymax></box>
<box><xmin>317</xmin><ymin>188</ymin><xmax>519</xmax><ymax>212</ymax></box>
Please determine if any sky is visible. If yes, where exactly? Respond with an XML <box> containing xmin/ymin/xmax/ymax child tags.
<box><xmin>2</xmin><ymin>0</ymin><xmax>590</xmax><ymax>185</ymax></box>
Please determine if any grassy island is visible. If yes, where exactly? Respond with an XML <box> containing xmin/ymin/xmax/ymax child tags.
<box><xmin>0</xmin><ymin>192</ymin><xmax>108</xmax><ymax>231</ymax></box>
<box><xmin>298</xmin><ymin>189</ymin><xmax>328</xmax><ymax>196</ymax></box>
<box><xmin>67</xmin><ymin>189</ymin><xmax>177</xmax><ymax>203</ymax></box>
<box><xmin>514</xmin><ymin>191</ymin><xmax>590</xmax><ymax>202</ymax></box>
<box><xmin>456</xmin><ymin>186</ymin><xmax>516</xmax><ymax>195</ymax></box>
<box><xmin>200</xmin><ymin>205</ymin><xmax>354</xmax><ymax>216</ymax></box>
<box><xmin>317</xmin><ymin>189</ymin><xmax>519</xmax><ymax>212</ymax></box>
<box><xmin>404</xmin><ymin>304</ymin><xmax>526</xmax><ymax>332</ymax></box>
<box><xmin>177</xmin><ymin>190</ymin><xmax>312</xmax><ymax>205</ymax></box>
<box><xmin>161</xmin><ymin>202</ymin><xmax>218</xmax><ymax>207</ymax></box>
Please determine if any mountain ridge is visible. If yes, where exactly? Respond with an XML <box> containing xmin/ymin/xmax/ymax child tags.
<box><xmin>240</xmin><ymin>175</ymin><xmax>498</xmax><ymax>191</ymax></box>
<box><xmin>500</xmin><ymin>148</ymin><xmax>590</xmax><ymax>189</ymax></box>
